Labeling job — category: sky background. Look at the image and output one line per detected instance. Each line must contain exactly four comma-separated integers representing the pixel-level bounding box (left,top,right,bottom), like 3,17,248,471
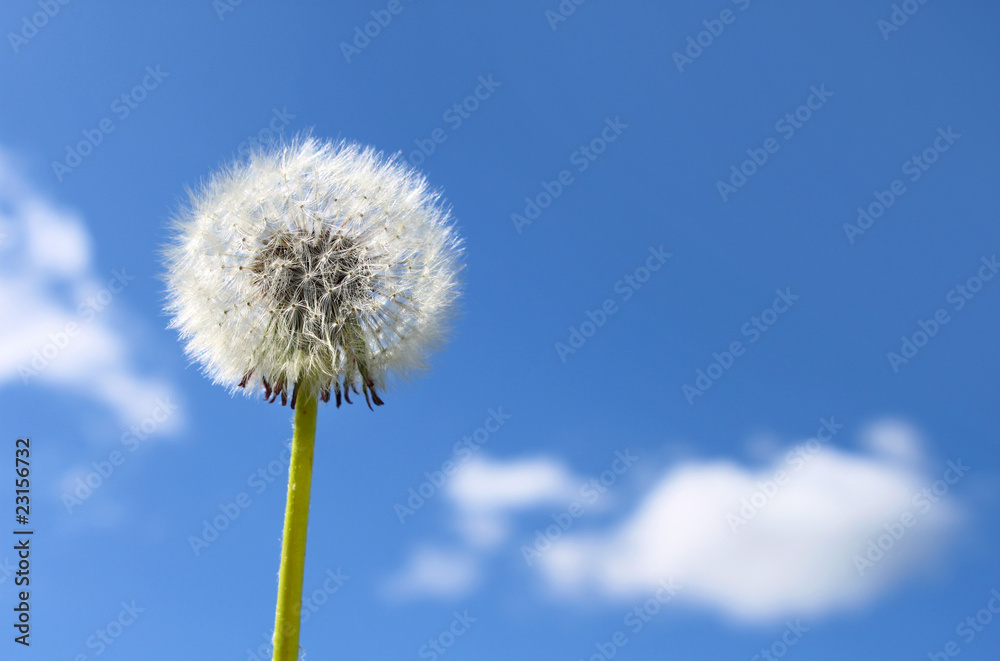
2,1,1000,659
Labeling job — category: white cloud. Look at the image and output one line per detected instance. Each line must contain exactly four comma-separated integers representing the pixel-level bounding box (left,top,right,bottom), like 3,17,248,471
382,547,481,602
539,423,960,621
859,418,926,467
383,456,582,598
0,146,181,432
391,423,965,623
23,197,91,276
446,456,578,548
447,456,577,510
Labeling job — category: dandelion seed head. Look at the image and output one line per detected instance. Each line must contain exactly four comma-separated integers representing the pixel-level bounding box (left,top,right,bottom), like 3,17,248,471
163,135,463,408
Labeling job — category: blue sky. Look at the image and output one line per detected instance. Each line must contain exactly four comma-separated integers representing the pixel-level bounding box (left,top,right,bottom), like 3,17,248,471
2,1,999,659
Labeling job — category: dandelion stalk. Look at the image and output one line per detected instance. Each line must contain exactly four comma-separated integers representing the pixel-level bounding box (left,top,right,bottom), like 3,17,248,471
163,135,463,658
273,384,317,661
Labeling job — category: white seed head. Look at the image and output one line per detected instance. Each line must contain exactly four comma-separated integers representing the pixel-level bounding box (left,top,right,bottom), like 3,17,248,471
163,135,463,408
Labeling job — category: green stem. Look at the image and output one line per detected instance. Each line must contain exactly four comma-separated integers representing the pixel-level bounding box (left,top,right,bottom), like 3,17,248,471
273,386,318,661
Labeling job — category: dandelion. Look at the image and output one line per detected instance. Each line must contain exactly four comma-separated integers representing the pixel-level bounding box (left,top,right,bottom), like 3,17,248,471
164,135,462,660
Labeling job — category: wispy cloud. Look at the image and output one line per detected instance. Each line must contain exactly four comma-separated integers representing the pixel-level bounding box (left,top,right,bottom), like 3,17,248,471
0,145,181,430
447,456,578,548
382,456,578,600
382,546,481,602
